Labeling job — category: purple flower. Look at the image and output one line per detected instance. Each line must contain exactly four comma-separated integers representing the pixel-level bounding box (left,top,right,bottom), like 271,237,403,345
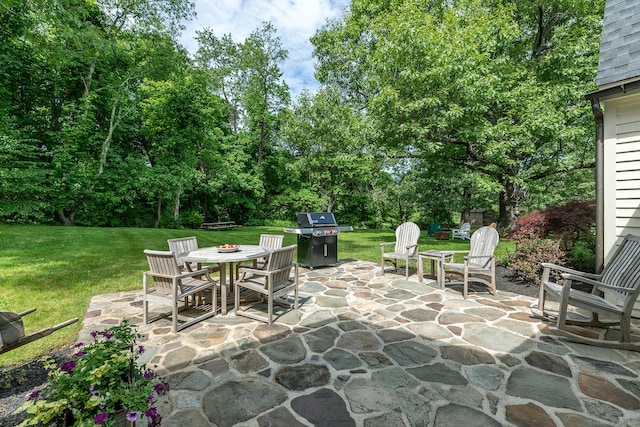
74,342,85,348
143,368,155,379
148,393,157,403
153,382,169,394
89,385,100,397
73,350,87,358
138,345,145,354
90,330,99,338
126,411,140,422
28,390,41,401
60,361,76,374
102,332,113,339
94,412,109,425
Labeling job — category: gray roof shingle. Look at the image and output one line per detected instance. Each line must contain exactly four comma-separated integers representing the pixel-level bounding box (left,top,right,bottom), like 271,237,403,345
597,0,640,87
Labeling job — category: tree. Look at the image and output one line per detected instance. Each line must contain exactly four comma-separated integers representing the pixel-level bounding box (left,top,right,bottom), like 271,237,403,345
281,87,391,226
313,0,603,231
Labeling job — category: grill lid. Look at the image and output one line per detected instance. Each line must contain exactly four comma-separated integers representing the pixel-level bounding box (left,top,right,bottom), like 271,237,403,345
297,212,337,228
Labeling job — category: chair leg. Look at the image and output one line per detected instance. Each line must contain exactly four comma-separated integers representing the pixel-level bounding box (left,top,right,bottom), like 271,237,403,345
621,316,631,343
556,283,572,330
172,302,178,333
538,286,547,315
268,295,273,325
463,269,468,299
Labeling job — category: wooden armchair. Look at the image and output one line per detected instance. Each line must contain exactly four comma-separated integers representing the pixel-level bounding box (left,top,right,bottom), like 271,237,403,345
143,250,217,333
538,234,640,346
234,244,298,324
235,234,284,279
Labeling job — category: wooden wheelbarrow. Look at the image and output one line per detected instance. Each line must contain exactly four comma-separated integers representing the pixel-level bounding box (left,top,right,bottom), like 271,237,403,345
0,309,78,354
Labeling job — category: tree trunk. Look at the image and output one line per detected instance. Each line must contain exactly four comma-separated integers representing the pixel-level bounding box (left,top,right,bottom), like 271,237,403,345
55,210,75,226
460,186,471,223
173,190,181,221
497,179,518,234
154,199,162,228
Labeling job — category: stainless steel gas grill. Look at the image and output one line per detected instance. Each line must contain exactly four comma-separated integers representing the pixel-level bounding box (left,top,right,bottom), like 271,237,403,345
284,212,353,269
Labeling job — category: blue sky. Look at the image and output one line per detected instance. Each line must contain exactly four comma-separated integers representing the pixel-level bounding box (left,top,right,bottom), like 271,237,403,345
179,0,351,98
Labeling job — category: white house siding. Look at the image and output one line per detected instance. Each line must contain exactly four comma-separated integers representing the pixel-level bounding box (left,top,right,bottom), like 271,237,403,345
602,91,640,316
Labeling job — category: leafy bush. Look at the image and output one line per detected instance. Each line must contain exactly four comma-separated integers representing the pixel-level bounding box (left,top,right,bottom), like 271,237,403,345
511,199,595,252
507,199,595,280
179,210,203,229
505,236,566,285
568,230,596,273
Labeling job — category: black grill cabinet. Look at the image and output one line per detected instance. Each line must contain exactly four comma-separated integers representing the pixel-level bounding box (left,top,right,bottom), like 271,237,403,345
284,213,352,269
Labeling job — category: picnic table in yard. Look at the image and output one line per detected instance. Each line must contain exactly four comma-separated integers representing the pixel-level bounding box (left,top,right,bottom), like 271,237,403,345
200,221,238,230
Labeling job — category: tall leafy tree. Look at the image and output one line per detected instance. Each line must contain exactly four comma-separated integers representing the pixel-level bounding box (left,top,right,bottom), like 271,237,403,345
313,0,602,230
281,87,392,226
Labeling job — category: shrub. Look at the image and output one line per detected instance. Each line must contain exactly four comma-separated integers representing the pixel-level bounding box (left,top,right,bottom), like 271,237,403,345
179,210,203,229
568,230,596,273
511,199,595,252
508,199,595,278
504,236,566,285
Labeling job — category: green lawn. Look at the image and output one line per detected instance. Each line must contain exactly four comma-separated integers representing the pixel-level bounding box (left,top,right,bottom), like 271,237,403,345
0,225,514,367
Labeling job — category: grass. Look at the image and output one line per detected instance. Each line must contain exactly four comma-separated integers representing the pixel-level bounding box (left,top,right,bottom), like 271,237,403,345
0,224,514,367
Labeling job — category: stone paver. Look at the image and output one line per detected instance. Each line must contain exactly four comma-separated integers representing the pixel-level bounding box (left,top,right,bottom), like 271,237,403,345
80,260,640,426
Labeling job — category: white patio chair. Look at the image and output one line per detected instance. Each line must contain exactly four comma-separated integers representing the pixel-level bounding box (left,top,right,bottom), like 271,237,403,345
380,222,421,278
442,226,499,298
451,222,471,240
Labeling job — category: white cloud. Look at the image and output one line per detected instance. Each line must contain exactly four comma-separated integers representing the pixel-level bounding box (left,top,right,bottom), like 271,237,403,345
179,0,350,99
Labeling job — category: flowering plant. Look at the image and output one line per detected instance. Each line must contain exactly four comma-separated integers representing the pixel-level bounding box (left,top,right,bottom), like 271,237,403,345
15,320,169,426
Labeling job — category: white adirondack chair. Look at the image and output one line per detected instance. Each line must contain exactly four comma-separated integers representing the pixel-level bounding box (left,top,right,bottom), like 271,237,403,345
442,226,500,298
380,222,421,279
451,222,471,240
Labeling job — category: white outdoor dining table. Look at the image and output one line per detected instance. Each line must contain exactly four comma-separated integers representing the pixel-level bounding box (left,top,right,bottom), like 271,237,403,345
179,245,271,315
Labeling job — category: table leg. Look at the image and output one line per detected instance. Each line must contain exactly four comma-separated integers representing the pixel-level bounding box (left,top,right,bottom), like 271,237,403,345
418,256,423,283
220,263,227,315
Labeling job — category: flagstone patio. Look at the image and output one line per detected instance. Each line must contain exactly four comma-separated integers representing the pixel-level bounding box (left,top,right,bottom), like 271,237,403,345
80,260,640,426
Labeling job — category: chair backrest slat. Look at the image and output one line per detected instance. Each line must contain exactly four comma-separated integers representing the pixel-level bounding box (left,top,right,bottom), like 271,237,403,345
468,226,500,268
145,250,181,291
259,234,284,249
600,234,640,307
394,222,421,255
265,245,297,287
167,237,199,269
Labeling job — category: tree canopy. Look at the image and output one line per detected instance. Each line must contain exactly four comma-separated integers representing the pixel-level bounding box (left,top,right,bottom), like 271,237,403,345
0,0,603,230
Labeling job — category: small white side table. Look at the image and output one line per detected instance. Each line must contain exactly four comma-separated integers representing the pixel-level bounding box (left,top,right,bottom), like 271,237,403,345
418,250,454,288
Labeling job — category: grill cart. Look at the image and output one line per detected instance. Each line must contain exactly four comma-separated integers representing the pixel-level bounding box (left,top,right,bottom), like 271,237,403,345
284,212,353,268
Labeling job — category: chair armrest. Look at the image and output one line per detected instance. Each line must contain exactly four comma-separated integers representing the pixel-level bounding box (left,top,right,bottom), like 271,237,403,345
177,269,216,281
560,273,636,294
380,241,395,248
541,263,601,280
237,266,269,278
464,255,494,262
